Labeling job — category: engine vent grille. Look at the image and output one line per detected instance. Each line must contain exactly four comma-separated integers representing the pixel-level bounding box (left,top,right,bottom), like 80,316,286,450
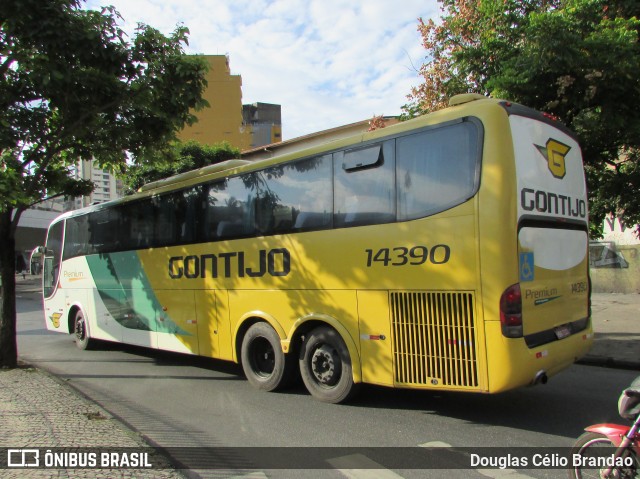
391,291,478,388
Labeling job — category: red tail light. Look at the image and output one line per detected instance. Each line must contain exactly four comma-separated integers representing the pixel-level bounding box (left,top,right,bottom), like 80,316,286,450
500,283,523,338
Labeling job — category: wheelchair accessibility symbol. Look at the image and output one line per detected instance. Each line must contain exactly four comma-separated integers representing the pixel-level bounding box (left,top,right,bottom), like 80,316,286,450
520,253,534,282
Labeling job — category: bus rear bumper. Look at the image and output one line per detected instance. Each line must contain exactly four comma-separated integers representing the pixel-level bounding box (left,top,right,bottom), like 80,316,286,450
485,320,594,393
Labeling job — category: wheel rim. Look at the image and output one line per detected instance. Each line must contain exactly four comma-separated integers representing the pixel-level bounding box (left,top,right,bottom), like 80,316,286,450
310,344,342,387
75,316,86,342
575,437,627,479
249,337,275,378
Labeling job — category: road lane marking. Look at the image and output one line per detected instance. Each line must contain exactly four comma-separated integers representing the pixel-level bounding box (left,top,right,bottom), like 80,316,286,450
327,454,406,479
477,469,534,479
420,441,453,448
228,473,268,479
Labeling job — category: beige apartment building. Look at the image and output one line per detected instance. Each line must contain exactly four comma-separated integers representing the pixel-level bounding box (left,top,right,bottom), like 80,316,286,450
178,55,282,150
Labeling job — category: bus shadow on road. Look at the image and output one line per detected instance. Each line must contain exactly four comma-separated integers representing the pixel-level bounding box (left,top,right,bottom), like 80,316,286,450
343,367,627,441
47,336,630,441
72,339,246,379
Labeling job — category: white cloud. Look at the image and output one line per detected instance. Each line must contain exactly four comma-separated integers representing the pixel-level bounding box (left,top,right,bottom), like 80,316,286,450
85,0,439,139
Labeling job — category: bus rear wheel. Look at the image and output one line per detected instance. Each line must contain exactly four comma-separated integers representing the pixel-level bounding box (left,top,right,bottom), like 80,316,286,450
73,310,94,350
299,326,359,404
241,322,293,392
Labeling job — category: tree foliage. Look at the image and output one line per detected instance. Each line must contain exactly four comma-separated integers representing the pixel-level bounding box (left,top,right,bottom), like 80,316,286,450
405,0,640,237
0,0,209,367
123,141,241,193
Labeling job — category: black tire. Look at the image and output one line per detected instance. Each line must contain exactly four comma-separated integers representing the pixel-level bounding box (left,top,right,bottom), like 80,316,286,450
299,326,359,404
569,431,639,479
241,322,293,392
73,310,94,350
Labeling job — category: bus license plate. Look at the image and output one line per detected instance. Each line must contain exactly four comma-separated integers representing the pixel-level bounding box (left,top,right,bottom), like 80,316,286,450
554,325,571,340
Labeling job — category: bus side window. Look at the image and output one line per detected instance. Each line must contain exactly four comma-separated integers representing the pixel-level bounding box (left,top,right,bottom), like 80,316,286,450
63,215,90,259
333,141,395,228
293,212,326,230
254,171,277,235
260,155,332,235
152,195,176,246
125,200,153,249
396,121,480,221
203,181,221,241
175,187,199,244
205,177,257,240
87,209,120,254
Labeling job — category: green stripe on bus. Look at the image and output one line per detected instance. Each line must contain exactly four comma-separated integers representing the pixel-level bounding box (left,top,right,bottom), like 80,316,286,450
86,252,189,335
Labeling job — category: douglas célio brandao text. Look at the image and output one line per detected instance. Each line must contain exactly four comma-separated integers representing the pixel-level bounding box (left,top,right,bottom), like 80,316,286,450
470,452,634,469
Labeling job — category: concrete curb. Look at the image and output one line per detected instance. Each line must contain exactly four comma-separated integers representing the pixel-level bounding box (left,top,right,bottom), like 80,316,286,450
577,355,640,371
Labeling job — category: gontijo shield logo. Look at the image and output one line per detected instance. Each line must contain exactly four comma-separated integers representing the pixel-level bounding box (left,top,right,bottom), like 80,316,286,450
49,312,62,328
535,139,571,179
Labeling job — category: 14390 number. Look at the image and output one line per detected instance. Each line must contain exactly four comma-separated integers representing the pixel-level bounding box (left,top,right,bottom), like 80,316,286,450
365,245,450,267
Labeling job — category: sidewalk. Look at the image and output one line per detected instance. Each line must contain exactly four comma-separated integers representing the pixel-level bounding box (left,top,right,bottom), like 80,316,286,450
4,274,640,477
5,275,186,478
0,365,186,479
580,292,640,369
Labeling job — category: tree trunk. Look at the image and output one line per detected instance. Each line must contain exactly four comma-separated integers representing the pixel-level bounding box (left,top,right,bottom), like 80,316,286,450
0,210,18,368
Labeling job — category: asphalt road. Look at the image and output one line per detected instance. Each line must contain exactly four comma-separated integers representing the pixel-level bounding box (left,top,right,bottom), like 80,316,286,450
15,290,639,479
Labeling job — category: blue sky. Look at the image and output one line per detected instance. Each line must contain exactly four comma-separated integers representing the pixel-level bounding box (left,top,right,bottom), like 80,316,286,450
85,0,440,140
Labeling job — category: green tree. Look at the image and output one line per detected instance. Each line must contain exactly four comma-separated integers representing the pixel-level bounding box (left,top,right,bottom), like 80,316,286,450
0,0,208,368
123,140,240,193
406,0,640,237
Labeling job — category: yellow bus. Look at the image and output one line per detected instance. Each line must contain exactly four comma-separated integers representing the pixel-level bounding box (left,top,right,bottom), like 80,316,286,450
43,94,593,403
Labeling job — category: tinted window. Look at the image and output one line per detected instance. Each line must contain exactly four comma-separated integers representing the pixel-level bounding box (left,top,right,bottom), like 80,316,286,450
120,200,154,250
396,122,479,221
57,119,482,257
153,194,179,246
204,174,258,240
257,155,332,234
87,208,120,254
63,215,90,259
334,141,395,227
153,186,207,246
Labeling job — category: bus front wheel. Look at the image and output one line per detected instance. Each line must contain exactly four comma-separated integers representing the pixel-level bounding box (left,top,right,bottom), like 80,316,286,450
241,322,293,392
73,310,94,350
299,326,359,404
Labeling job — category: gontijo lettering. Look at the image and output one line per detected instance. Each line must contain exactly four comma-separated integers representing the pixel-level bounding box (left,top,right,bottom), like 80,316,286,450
520,188,587,219
169,248,291,279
